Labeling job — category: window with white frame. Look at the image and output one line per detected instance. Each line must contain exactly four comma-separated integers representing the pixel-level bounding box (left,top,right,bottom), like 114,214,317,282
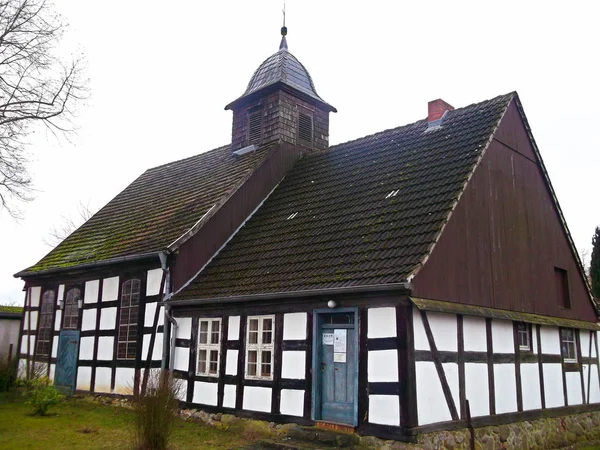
560,328,577,362
197,318,222,376
117,279,141,360
246,315,275,380
517,322,531,351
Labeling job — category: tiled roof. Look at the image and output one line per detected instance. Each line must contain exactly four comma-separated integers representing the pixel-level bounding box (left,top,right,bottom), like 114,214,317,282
175,93,514,300
226,38,335,112
18,145,274,275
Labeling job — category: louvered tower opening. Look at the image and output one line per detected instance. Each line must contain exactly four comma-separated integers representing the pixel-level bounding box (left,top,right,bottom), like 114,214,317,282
298,112,313,143
248,110,262,145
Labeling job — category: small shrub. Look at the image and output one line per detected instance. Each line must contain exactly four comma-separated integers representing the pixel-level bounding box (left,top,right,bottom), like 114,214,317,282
133,370,181,450
0,354,17,392
23,376,63,415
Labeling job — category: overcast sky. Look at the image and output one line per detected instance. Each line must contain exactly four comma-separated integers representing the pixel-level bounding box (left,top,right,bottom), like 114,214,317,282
1,0,599,305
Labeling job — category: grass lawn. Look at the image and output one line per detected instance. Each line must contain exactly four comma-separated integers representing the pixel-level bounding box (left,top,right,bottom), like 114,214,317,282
0,391,249,449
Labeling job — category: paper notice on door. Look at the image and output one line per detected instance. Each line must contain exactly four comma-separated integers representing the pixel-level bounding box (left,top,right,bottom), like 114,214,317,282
322,333,334,345
333,329,347,353
334,352,346,363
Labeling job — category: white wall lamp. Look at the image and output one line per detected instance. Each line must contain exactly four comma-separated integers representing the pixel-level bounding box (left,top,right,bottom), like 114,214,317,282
327,300,337,309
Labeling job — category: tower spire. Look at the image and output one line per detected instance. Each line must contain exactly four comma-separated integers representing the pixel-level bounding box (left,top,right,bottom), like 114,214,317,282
279,0,288,50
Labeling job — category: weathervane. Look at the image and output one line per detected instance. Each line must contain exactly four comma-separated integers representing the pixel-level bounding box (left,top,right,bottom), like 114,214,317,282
281,0,287,36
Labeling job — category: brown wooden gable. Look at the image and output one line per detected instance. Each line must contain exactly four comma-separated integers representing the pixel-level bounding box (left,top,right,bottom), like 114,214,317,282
411,98,597,322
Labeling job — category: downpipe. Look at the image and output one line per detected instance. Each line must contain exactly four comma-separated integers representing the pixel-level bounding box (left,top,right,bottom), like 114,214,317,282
159,252,178,372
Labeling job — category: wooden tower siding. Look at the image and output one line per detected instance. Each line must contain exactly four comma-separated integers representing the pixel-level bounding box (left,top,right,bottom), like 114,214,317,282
412,100,596,322
172,142,304,291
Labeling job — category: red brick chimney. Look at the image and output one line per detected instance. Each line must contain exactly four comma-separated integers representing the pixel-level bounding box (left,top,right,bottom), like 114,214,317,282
428,99,454,123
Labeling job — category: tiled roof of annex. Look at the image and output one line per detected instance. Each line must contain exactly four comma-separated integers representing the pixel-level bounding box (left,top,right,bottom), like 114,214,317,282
175,92,514,299
18,144,274,275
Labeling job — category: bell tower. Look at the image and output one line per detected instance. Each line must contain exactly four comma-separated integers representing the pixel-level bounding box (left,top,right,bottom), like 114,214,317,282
225,27,336,153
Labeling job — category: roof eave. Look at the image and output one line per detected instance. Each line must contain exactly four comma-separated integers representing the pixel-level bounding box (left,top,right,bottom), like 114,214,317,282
225,81,337,113
14,251,161,279
166,282,412,307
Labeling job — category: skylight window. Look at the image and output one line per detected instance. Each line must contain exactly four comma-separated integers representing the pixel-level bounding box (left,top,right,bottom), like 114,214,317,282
385,189,400,199
287,212,298,220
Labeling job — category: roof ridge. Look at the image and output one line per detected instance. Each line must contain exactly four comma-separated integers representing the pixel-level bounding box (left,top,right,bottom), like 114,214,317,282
328,92,516,152
144,144,231,172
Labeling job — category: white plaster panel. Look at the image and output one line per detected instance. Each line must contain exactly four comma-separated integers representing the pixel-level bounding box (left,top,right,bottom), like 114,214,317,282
84,280,100,304
54,310,62,331
416,361,451,425
368,350,398,382
76,366,92,391
145,302,157,327
114,367,135,395
491,320,514,354
158,307,164,326
49,364,55,383
367,307,397,339
369,395,400,426
23,311,38,331
465,363,489,417
225,349,238,376
281,351,305,379
146,268,163,296
413,309,429,351
463,316,487,352
142,335,151,361
228,316,240,340
95,367,112,393
243,386,272,412
99,307,117,330
543,363,565,408
57,285,65,302
97,336,114,360
177,318,192,340
174,346,189,372
176,380,188,401
580,331,593,360
18,358,27,378
102,277,119,301
589,365,600,403
29,287,41,307
192,381,218,406
51,336,59,358
494,364,517,414
21,335,35,355
531,325,538,354
566,371,583,405
280,389,304,416
81,309,97,331
428,312,458,352
521,363,542,410
223,384,236,408
540,327,561,355
283,313,307,340
444,363,460,416
593,331,598,358
152,333,163,360
79,336,95,360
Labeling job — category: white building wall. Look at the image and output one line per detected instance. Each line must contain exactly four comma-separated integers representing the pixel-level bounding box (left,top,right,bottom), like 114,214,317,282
494,364,517,413
280,389,304,417
192,381,218,406
367,307,396,338
369,395,400,426
465,363,489,417
521,363,542,410
566,372,583,405
243,386,272,412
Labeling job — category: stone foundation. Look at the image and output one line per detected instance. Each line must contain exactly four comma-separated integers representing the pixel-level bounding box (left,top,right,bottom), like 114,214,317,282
89,395,600,449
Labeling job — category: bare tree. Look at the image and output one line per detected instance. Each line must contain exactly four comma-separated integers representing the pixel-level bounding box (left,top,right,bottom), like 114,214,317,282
580,247,591,279
0,0,86,217
43,200,93,247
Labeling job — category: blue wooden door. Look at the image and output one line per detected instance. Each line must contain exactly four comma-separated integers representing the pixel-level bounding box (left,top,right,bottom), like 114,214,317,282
316,312,357,425
55,330,80,395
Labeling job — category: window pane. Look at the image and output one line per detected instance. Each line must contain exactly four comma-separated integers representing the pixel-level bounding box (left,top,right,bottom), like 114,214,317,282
199,321,208,344
198,349,207,374
261,351,272,377
209,350,219,374
249,330,258,345
249,319,259,332
211,321,220,344
247,350,257,376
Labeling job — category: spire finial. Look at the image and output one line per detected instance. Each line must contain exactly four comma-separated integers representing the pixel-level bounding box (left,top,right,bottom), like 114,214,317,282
279,0,288,50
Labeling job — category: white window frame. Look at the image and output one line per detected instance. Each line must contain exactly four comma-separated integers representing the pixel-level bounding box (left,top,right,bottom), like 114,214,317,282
561,328,578,363
517,322,530,351
196,318,222,377
245,315,275,380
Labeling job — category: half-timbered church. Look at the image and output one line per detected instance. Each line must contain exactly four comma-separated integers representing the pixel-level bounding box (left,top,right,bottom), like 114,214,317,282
15,25,600,442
